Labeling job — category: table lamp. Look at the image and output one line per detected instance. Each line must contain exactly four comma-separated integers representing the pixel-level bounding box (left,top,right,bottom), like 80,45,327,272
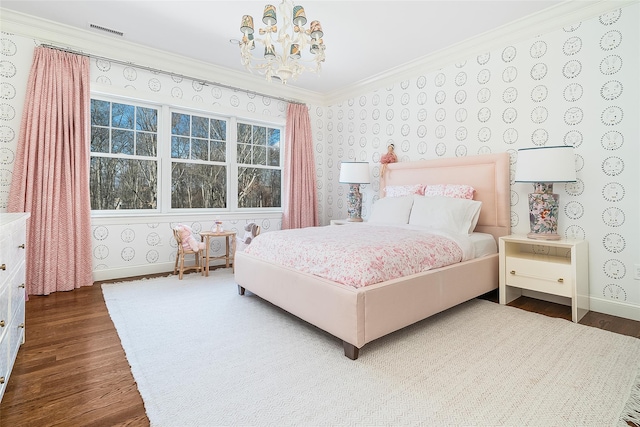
339,162,370,222
515,146,576,240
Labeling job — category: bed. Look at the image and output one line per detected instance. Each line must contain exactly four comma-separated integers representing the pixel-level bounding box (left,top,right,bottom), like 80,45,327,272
234,152,511,359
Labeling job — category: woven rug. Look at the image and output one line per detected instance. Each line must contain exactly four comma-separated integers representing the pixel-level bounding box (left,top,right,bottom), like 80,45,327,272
102,269,640,426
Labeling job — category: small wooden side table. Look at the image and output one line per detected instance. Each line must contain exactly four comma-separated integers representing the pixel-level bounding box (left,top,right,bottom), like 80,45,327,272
200,230,236,276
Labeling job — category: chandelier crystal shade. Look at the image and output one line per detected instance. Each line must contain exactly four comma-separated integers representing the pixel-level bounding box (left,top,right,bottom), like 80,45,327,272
238,0,326,84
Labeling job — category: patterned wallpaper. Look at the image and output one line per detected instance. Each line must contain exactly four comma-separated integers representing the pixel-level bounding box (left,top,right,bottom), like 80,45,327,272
312,5,639,311
1,3,638,316
0,33,287,279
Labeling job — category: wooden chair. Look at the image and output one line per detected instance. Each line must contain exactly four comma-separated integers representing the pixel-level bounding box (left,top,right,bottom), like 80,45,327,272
233,223,260,273
173,227,204,279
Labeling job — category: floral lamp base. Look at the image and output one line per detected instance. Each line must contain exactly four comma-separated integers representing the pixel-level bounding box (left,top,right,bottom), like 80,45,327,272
346,184,364,222
527,183,561,240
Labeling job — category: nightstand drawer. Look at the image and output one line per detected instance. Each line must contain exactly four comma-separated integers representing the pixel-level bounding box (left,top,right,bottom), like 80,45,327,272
505,257,572,297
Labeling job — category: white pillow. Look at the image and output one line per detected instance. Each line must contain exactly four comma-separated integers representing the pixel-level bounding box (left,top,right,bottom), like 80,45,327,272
368,196,414,224
408,195,482,234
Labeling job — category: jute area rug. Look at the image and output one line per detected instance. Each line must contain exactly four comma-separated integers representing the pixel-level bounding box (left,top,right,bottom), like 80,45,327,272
102,269,640,427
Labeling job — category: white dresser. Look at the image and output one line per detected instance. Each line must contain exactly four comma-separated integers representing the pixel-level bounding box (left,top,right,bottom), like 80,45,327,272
0,213,29,401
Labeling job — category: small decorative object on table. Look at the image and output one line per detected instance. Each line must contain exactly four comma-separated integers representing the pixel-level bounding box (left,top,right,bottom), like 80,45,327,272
215,220,223,232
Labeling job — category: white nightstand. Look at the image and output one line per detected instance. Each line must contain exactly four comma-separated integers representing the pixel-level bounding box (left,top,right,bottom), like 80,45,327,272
499,235,589,323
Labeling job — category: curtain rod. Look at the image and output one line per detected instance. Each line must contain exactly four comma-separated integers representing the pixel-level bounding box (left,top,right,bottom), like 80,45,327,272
40,43,304,106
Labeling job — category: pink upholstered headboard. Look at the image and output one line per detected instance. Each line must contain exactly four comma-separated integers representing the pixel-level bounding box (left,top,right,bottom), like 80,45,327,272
380,153,511,243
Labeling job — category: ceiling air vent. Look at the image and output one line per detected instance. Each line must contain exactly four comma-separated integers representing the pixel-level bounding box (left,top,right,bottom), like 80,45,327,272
89,23,124,37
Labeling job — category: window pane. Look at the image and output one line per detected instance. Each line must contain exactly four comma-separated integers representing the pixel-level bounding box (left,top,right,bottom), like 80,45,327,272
90,157,157,209
268,128,280,146
210,119,226,141
172,112,190,136
191,138,208,161
136,132,157,157
237,123,251,144
238,167,281,208
90,126,109,153
253,126,266,145
112,103,135,129
192,115,208,138
112,129,134,155
237,143,251,164
171,136,190,159
171,163,226,208
253,145,267,165
268,145,280,167
210,140,225,162
136,107,157,132
268,127,280,166
91,100,110,126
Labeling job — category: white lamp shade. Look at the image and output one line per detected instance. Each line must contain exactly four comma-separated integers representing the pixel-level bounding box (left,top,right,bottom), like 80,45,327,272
339,162,370,184
515,146,576,183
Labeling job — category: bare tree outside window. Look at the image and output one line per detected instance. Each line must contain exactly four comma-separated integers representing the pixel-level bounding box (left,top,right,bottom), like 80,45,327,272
171,112,227,209
237,122,281,208
89,97,283,213
90,99,158,210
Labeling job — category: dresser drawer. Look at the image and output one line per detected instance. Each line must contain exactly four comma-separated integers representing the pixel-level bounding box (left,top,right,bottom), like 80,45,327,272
0,222,27,285
505,256,573,298
0,284,9,342
9,263,26,320
8,301,25,360
0,326,9,397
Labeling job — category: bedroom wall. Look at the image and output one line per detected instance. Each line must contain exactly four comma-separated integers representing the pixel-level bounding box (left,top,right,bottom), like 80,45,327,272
310,3,640,320
1,4,638,321
0,32,287,281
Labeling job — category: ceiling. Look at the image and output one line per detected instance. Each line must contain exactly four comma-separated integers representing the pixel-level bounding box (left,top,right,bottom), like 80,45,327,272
1,1,571,96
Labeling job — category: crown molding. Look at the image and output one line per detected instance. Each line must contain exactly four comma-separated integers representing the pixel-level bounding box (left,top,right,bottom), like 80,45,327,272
0,8,326,106
322,0,637,106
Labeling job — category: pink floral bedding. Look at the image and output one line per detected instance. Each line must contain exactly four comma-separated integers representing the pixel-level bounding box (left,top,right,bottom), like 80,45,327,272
244,224,467,288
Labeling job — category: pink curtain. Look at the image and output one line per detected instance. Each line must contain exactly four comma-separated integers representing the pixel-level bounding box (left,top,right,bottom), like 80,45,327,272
281,103,319,229
8,47,93,295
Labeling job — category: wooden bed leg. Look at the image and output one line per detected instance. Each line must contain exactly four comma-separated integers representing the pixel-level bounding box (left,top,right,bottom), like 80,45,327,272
237,285,245,295
343,342,359,360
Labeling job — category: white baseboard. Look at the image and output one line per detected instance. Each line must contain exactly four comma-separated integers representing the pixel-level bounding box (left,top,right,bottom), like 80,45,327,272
92,261,231,282
521,290,640,322
589,297,640,322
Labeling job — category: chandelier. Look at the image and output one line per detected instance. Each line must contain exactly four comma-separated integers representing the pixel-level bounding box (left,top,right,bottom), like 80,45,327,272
238,0,326,84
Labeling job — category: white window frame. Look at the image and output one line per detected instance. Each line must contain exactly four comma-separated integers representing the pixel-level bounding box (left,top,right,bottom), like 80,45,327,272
89,93,285,217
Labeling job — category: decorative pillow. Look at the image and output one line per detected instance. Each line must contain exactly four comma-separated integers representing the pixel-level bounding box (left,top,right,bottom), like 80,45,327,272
368,195,414,224
423,184,475,200
384,184,425,197
408,195,482,234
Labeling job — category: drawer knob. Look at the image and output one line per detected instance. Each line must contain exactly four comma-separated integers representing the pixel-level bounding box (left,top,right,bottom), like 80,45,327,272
18,283,25,289
18,323,24,329
0,377,4,384
509,270,516,275
0,320,4,327
0,264,5,271
18,243,25,249
558,278,564,283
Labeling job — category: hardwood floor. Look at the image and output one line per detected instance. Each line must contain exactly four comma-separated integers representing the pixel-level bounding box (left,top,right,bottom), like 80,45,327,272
1,279,639,426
